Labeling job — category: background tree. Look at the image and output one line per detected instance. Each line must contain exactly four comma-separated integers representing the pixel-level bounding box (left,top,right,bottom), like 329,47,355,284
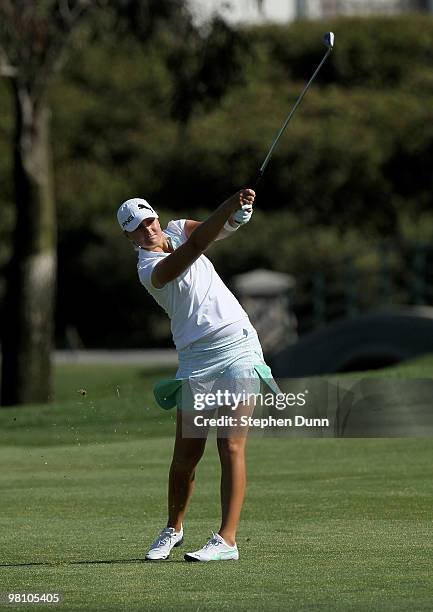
0,0,219,406
0,1,109,406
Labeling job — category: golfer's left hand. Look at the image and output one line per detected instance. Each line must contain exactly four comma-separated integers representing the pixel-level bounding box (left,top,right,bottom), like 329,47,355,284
232,204,253,226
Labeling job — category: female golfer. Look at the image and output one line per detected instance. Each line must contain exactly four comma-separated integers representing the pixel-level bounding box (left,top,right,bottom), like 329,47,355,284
117,189,278,562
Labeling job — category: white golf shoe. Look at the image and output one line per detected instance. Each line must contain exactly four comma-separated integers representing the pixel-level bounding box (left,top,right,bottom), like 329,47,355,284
184,532,239,562
145,526,184,561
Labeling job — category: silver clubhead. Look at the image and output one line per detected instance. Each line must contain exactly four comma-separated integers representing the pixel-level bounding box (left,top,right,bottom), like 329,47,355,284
324,32,335,49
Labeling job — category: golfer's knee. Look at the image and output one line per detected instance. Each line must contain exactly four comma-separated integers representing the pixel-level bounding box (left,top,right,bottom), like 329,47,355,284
217,437,245,459
171,444,205,472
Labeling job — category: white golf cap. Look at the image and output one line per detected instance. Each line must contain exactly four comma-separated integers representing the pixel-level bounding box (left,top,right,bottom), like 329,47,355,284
117,198,159,232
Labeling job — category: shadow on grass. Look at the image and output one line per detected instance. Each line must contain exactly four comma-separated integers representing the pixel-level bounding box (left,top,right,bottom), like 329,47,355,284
0,558,186,567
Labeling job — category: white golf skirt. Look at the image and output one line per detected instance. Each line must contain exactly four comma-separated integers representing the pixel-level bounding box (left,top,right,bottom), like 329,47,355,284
174,318,279,411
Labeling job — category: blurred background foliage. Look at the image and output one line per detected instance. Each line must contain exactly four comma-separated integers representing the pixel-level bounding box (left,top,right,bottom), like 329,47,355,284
1,13,433,348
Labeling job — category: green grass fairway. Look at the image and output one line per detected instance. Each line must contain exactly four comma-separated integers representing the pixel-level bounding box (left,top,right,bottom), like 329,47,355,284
1,357,433,610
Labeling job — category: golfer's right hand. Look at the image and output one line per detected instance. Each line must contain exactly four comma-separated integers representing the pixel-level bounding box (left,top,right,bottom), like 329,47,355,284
226,189,255,215
240,188,255,208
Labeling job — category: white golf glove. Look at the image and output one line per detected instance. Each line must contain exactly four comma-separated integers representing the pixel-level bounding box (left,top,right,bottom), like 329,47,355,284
232,204,253,226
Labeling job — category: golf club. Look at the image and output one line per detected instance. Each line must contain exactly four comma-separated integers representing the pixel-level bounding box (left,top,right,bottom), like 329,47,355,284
254,31,334,187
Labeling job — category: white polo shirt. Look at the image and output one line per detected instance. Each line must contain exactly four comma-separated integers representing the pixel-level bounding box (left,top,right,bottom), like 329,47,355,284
137,219,248,350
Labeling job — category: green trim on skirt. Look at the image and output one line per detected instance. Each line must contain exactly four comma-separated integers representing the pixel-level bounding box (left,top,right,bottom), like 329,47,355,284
153,364,280,411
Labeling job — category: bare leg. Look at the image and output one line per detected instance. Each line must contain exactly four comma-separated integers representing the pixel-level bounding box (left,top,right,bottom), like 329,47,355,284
216,403,253,546
167,409,210,531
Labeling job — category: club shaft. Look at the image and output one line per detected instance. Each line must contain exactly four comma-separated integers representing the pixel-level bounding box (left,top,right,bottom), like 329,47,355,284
259,46,332,175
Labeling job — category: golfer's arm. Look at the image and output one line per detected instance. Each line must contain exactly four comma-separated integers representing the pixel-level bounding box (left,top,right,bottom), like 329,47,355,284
151,241,202,288
151,193,241,288
184,219,238,241
187,192,243,250
215,222,237,240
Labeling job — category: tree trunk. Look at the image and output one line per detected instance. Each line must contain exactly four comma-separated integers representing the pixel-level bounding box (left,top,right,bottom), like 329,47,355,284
1,85,57,406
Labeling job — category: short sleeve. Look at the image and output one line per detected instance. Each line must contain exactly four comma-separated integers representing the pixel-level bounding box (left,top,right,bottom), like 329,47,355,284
165,219,187,246
138,258,164,292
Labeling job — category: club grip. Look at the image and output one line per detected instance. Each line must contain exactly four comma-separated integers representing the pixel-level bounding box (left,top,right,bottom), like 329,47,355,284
252,170,264,189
